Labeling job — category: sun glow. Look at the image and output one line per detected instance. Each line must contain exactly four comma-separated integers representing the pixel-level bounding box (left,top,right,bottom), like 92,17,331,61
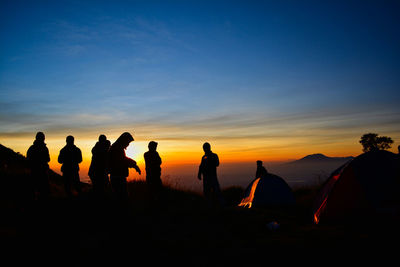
125,141,147,165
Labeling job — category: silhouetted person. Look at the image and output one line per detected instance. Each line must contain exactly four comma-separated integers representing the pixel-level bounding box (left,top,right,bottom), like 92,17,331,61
398,145,400,154
255,160,268,178
198,142,223,206
58,136,82,197
108,132,141,200
89,135,111,198
144,141,163,206
26,132,50,200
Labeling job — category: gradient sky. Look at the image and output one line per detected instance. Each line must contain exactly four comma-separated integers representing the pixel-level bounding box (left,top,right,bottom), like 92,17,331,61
1,0,400,182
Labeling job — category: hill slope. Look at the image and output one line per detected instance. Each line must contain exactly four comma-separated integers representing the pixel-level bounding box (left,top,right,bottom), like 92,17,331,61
0,143,82,199
269,153,354,186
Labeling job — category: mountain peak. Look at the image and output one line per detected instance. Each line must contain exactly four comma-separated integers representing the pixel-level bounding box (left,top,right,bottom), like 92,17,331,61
293,153,354,163
300,153,329,161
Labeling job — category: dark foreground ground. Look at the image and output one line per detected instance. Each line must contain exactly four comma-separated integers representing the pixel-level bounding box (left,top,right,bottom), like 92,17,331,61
1,181,399,266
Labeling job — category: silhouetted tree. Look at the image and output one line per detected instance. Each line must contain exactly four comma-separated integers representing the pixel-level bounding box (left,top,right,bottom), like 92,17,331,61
359,133,393,152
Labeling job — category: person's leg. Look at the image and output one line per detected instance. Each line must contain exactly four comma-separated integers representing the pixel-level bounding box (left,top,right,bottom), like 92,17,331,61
64,172,72,197
120,177,128,200
203,177,212,206
73,171,81,194
38,169,50,200
210,177,224,207
111,176,127,201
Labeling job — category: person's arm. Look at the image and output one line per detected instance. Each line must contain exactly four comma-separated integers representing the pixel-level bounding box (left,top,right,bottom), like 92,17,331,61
157,152,162,166
45,147,50,163
126,157,141,175
77,148,83,164
215,154,220,167
198,157,203,180
26,146,32,161
58,149,64,164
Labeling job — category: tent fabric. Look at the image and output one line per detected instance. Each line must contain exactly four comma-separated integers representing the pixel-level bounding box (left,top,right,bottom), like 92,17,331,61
239,173,295,208
313,150,400,224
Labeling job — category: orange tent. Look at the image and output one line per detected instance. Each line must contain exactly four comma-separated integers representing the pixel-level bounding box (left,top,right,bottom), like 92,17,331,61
312,150,400,224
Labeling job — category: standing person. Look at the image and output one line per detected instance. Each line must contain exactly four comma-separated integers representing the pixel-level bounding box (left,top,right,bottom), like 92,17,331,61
255,160,268,179
197,142,224,206
108,132,141,200
58,136,82,197
144,141,163,206
27,132,50,200
89,134,110,197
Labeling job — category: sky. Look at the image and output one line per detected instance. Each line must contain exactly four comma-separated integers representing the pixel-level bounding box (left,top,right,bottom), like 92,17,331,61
1,0,400,184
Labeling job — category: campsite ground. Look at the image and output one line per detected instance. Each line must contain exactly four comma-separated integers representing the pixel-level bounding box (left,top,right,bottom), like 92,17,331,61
1,181,399,266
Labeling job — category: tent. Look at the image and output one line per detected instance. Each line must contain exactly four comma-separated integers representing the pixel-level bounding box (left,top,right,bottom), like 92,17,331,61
239,173,295,208
312,150,400,224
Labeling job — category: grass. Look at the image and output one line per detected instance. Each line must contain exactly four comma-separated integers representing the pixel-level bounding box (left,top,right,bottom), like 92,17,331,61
2,145,399,264
1,174,399,265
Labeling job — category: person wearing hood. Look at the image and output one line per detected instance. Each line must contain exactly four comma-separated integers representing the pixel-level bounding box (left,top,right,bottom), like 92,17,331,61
27,132,50,200
108,132,141,200
58,135,82,197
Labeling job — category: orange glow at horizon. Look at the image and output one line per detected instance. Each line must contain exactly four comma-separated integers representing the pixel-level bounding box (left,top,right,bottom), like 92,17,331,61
3,131,398,184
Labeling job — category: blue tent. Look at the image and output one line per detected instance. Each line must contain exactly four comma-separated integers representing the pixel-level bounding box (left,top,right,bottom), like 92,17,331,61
239,173,295,208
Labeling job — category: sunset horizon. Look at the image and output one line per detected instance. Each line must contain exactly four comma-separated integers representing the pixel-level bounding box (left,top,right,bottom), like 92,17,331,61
0,129,395,186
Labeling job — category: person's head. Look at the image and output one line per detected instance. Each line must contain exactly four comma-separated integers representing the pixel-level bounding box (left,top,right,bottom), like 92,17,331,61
116,132,134,149
35,132,45,143
66,135,74,145
203,142,211,153
98,134,107,142
148,141,158,151
256,160,263,167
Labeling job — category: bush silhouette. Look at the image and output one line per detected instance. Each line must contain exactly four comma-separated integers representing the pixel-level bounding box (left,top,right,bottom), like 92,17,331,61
359,133,393,152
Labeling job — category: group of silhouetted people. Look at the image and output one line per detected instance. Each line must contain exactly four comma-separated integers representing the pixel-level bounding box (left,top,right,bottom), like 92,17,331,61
26,131,227,207
26,130,284,208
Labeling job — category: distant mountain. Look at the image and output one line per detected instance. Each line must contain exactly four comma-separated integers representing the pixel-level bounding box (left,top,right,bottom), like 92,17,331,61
290,153,354,164
268,153,354,187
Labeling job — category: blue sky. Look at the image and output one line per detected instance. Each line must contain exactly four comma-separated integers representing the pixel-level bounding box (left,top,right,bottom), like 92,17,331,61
1,0,400,161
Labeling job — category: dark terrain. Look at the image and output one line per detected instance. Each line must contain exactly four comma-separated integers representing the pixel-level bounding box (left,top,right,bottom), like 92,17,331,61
0,144,398,265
